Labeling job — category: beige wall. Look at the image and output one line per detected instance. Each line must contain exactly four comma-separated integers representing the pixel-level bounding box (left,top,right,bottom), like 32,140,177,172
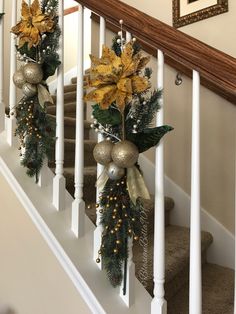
0,172,91,314
119,0,236,233
91,0,236,233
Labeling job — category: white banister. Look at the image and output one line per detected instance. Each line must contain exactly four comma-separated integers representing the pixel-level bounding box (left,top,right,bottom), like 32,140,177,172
0,0,4,132
53,0,65,211
6,0,17,146
93,16,106,265
151,49,167,314
71,4,85,238
189,70,202,314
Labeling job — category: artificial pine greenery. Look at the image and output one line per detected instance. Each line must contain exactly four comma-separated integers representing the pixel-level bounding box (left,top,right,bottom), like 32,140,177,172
12,0,60,181
99,178,142,287
15,96,55,181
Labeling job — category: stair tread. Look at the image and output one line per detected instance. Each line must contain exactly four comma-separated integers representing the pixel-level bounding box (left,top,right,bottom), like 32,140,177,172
64,84,77,93
168,263,234,314
133,225,213,296
64,138,96,146
64,166,97,176
47,102,76,116
52,91,77,104
47,114,91,129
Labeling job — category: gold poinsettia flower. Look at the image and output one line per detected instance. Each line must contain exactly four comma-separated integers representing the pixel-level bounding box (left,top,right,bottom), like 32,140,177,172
11,0,55,48
84,42,150,112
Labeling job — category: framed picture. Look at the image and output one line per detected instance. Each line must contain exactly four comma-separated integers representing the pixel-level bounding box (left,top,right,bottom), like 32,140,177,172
173,0,228,28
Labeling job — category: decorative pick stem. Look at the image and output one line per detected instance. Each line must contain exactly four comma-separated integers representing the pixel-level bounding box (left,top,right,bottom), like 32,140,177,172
122,112,125,141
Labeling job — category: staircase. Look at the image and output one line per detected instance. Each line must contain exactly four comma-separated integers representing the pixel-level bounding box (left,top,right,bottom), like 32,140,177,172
1,0,235,312
48,78,234,313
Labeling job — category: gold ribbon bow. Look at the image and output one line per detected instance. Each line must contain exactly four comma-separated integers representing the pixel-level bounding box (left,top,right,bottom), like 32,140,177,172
96,166,150,205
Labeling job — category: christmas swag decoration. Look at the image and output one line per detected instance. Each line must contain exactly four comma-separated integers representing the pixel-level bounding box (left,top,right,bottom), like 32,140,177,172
11,0,61,181
85,34,173,290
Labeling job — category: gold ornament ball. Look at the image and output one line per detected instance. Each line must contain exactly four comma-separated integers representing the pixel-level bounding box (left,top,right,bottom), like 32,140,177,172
93,140,114,165
13,69,26,89
22,83,37,98
111,140,139,168
23,63,43,84
96,258,101,263
107,162,125,180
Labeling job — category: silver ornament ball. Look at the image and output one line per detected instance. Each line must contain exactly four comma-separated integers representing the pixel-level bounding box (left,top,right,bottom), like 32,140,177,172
93,140,114,165
107,162,125,180
23,63,43,84
111,140,139,168
22,83,37,98
13,69,26,89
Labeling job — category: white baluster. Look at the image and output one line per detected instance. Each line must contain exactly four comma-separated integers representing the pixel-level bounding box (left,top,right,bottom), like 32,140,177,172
6,0,17,146
120,237,135,307
53,0,65,211
189,70,202,314
126,31,131,42
93,16,106,266
151,49,167,314
0,0,4,133
71,4,85,238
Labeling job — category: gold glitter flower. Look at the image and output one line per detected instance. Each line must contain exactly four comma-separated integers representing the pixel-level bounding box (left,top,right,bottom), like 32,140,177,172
84,42,150,112
11,0,55,48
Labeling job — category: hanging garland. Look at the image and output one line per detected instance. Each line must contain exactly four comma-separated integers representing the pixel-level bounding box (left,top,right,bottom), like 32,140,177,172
10,0,61,181
0,13,4,20
84,33,173,289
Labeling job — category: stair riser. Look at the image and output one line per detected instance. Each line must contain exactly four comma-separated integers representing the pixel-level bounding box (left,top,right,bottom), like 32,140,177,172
47,107,86,120
52,92,77,104
64,125,90,140
66,173,96,203
64,85,76,93
49,149,96,168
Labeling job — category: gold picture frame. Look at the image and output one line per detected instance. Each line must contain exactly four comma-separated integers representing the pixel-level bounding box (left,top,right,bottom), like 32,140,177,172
173,0,228,28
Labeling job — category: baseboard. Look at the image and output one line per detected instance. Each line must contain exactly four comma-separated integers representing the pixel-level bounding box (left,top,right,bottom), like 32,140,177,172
139,154,235,269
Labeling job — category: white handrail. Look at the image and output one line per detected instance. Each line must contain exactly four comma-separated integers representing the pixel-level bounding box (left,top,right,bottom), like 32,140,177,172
0,0,4,132
71,3,85,238
189,70,202,314
93,16,106,266
151,49,167,314
7,0,17,146
53,0,65,211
